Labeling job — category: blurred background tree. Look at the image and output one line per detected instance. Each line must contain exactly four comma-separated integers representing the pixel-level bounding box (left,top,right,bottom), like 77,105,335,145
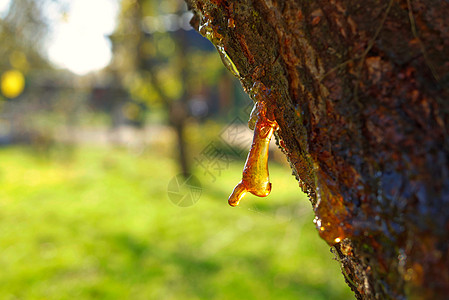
109,0,243,176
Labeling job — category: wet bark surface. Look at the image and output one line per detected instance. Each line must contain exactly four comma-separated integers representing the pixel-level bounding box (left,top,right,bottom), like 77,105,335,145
185,0,449,299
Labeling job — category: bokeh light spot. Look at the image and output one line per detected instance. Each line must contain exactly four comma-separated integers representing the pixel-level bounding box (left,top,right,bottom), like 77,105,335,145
1,70,25,99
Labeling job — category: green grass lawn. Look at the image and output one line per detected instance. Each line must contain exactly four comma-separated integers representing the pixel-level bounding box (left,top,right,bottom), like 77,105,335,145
0,145,353,299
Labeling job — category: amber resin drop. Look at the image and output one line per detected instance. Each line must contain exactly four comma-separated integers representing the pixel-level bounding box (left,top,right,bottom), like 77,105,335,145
228,102,278,206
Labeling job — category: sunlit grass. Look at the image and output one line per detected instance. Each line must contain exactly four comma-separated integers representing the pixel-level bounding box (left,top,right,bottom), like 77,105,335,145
0,145,352,299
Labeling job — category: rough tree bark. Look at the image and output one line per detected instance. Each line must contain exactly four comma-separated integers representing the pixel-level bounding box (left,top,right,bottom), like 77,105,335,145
185,0,449,299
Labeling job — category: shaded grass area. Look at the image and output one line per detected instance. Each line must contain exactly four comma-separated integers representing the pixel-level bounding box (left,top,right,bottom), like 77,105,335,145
0,145,353,299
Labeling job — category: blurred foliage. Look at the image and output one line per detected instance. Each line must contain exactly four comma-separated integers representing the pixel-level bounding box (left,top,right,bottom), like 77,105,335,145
0,0,49,73
0,145,352,299
0,1,37,100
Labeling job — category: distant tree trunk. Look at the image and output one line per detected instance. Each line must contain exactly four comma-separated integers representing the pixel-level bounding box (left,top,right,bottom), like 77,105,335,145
185,0,449,299
174,24,192,177
170,101,190,177
131,0,192,176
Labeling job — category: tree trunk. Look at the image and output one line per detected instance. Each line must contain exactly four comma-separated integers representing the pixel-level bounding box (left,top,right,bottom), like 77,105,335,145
185,0,449,299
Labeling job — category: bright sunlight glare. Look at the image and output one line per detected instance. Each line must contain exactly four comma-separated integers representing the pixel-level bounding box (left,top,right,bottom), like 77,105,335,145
0,0,10,17
47,0,118,75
